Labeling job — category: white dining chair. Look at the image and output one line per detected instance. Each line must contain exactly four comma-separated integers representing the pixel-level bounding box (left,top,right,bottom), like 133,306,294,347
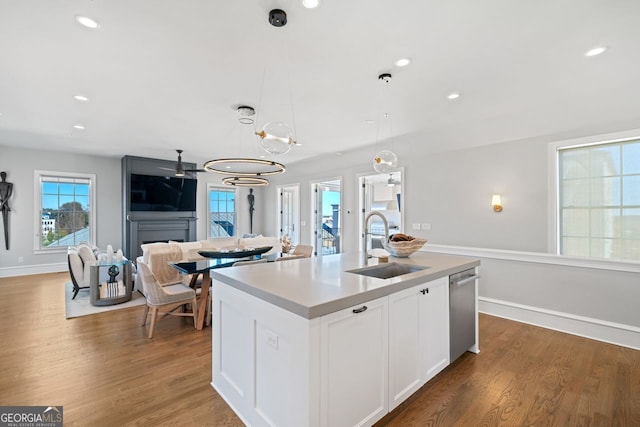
137,261,198,339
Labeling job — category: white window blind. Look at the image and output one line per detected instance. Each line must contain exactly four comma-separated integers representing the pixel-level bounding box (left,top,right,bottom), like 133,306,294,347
558,139,640,261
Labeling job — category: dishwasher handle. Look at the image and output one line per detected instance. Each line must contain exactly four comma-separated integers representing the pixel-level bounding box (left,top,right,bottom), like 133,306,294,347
452,274,480,286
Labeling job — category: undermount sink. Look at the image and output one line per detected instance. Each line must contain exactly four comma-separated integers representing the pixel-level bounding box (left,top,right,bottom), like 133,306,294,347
347,262,429,279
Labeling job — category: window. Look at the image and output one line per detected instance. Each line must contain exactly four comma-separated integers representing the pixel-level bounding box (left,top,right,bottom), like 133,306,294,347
557,138,640,261
208,186,237,238
34,171,96,252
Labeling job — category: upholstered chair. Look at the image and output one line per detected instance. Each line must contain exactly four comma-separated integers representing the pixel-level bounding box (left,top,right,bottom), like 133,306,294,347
275,254,306,262
67,248,89,299
67,242,102,299
68,242,127,299
275,244,313,262
292,244,313,257
137,261,197,339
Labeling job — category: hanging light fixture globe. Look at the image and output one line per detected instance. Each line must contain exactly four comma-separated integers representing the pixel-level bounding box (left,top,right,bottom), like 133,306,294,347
373,149,397,173
255,121,298,155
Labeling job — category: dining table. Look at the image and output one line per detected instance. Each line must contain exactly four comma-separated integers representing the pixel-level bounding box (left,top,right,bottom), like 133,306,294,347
168,246,275,330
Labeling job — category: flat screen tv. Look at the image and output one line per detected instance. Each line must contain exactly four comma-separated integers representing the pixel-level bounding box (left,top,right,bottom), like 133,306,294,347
130,173,197,212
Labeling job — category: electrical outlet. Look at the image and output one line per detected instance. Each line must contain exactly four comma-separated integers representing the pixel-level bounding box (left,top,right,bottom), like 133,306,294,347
266,330,279,350
18,257,24,263
412,223,420,230
421,223,431,231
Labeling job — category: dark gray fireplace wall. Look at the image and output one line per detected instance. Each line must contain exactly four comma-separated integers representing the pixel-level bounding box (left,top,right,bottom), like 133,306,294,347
121,155,198,260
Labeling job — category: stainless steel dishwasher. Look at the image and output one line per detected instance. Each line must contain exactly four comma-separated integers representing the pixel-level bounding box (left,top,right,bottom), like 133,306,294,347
449,268,479,362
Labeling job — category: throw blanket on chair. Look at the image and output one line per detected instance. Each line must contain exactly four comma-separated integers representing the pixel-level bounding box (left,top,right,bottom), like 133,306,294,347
147,243,183,285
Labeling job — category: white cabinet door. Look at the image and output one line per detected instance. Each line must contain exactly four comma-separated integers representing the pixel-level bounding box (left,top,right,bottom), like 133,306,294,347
320,296,388,427
212,283,255,420
388,285,422,411
389,277,450,410
420,277,450,383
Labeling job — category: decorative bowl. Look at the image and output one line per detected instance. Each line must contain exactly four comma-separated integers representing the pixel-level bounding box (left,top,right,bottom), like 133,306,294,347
382,238,428,258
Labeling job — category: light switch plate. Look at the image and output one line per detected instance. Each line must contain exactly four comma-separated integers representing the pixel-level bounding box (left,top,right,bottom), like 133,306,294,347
412,223,420,230
421,223,431,230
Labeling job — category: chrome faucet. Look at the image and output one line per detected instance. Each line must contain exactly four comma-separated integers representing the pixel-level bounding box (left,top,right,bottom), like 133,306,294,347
363,211,389,265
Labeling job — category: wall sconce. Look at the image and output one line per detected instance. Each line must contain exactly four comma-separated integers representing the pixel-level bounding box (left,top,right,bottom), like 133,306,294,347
491,194,503,212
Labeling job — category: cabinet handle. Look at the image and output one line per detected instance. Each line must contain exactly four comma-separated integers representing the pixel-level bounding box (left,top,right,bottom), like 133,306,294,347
352,306,368,314
420,288,429,295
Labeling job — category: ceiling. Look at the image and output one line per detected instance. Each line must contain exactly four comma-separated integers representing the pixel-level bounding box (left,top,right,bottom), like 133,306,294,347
1,1,640,168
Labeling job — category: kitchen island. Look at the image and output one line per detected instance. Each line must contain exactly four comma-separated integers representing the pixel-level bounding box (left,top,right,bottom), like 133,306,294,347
210,251,480,427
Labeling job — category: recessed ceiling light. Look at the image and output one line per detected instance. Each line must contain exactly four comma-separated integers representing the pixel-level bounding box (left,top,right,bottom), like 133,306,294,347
447,92,461,100
365,120,374,124
394,58,411,67
73,95,89,102
302,0,320,9
75,15,100,29
73,124,85,130
585,46,607,57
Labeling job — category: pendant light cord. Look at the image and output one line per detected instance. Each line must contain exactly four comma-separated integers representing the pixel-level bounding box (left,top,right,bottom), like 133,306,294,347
387,113,394,152
254,64,267,133
288,70,298,140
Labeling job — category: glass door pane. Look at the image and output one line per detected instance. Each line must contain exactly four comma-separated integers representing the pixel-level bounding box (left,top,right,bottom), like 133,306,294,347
279,185,300,246
313,179,341,256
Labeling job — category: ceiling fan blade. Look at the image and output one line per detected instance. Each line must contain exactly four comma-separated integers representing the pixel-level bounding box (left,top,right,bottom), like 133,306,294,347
173,149,208,174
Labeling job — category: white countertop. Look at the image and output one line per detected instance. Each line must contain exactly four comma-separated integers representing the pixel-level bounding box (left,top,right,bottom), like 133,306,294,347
210,251,480,319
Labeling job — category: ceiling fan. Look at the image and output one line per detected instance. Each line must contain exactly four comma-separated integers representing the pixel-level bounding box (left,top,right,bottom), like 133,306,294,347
160,149,206,176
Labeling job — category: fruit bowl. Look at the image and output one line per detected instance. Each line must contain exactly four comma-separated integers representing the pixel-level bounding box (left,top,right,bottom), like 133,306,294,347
382,238,428,258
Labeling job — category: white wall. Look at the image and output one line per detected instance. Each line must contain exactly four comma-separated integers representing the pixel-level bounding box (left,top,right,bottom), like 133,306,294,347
0,145,122,273
266,134,550,253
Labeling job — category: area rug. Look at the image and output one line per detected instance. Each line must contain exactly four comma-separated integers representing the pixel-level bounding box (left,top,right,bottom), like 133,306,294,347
65,282,146,319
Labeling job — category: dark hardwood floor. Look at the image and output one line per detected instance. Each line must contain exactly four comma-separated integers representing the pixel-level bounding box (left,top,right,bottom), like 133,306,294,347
0,272,638,426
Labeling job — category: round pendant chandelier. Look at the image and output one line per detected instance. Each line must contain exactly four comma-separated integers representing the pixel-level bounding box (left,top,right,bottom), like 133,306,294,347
203,158,286,176
222,176,270,187
202,105,286,185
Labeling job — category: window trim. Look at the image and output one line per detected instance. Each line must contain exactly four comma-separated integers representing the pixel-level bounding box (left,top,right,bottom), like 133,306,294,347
207,184,239,239
33,170,97,254
548,128,640,257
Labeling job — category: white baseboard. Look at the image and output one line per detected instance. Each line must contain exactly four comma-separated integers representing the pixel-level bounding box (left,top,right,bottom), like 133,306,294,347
0,263,66,279
479,297,640,350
